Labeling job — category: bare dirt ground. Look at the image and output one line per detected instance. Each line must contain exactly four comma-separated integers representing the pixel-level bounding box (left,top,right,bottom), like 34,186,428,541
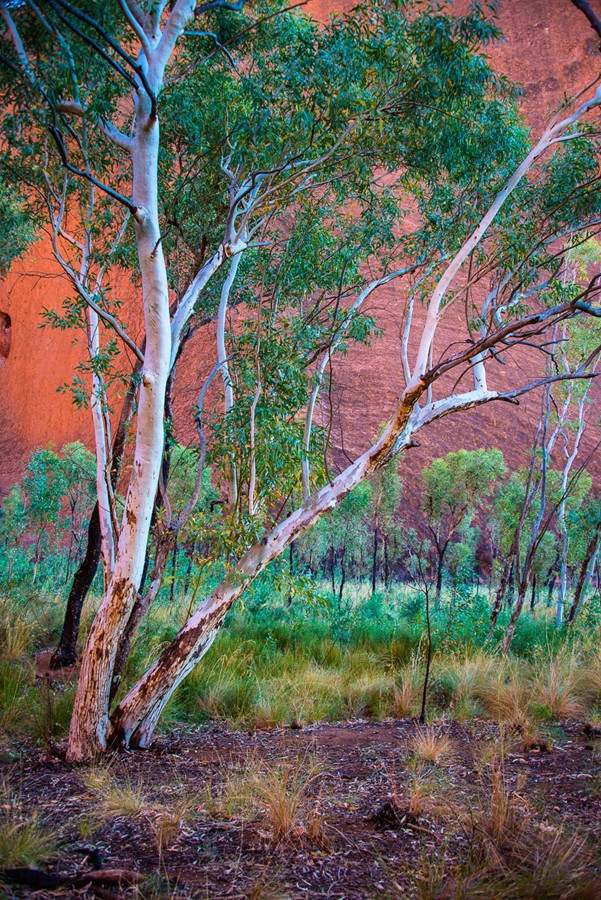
1,718,601,899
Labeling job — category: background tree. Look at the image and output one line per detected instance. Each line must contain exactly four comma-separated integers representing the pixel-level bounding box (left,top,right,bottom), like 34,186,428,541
0,442,95,583
420,448,506,601
489,422,592,647
365,462,403,594
566,493,601,622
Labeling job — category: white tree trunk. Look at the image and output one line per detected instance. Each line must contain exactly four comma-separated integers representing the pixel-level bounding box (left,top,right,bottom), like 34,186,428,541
87,307,116,584
67,116,172,760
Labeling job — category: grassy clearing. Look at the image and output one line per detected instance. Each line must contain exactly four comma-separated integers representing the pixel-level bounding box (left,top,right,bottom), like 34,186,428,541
0,719,599,899
0,582,600,750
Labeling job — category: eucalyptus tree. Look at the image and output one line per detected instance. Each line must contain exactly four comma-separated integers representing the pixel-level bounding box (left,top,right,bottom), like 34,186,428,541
366,461,402,593
566,494,601,622
2,0,601,760
489,421,592,648
420,448,506,601
534,239,601,624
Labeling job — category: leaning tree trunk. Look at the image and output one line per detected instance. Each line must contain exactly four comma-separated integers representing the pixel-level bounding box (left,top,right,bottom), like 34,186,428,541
108,386,425,749
566,528,600,623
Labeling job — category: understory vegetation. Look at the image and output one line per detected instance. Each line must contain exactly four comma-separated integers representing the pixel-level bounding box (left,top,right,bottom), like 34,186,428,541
1,580,601,898
1,451,600,896
1,573,600,747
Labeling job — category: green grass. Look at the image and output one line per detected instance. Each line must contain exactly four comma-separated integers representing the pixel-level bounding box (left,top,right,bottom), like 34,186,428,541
0,577,600,743
0,780,59,868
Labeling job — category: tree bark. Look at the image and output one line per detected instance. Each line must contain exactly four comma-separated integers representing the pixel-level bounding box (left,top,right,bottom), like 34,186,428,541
434,541,448,603
529,574,537,613
67,107,174,761
371,526,379,595
566,528,600,623
109,527,177,706
503,581,528,651
50,504,101,669
50,368,139,671
338,547,346,608
489,551,515,637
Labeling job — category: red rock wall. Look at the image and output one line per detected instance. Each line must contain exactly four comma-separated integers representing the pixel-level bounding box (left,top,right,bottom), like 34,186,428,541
1,0,600,493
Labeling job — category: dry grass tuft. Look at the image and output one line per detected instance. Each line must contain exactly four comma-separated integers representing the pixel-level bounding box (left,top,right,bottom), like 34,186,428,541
476,674,532,727
532,654,587,720
203,751,326,845
89,772,147,819
82,767,201,854
411,728,453,766
250,755,325,845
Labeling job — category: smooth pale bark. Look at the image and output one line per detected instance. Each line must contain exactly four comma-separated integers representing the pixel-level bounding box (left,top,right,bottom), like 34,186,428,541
87,307,116,583
556,397,587,625
217,252,242,508
67,115,173,760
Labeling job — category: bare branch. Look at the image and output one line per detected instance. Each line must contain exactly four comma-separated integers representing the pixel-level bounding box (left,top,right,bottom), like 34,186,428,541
570,0,601,41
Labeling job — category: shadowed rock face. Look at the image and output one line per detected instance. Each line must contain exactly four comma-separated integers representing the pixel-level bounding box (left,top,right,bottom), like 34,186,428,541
1,0,599,496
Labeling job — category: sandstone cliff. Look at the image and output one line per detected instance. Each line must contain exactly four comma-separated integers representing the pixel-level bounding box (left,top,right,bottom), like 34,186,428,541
1,0,599,495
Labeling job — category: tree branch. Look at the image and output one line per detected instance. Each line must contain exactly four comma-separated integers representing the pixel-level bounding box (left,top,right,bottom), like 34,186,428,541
570,0,601,41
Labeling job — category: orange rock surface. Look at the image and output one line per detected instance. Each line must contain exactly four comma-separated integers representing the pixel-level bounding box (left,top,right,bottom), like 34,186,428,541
1,0,599,494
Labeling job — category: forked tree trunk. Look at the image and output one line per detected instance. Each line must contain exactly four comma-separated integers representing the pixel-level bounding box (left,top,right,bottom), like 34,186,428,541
67,112,173,761
108,388,425,749
51,368,139,671
109,527,177,705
